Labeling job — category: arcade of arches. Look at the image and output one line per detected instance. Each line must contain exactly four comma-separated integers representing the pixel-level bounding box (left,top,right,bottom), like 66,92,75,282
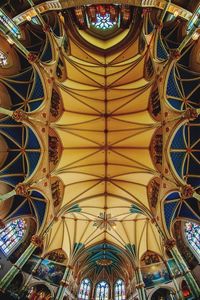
0,1,200,300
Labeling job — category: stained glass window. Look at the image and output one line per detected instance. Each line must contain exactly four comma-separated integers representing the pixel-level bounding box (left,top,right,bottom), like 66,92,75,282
0,9,21,38
0,219,27,255
0,50,8,67
187,7,200,32
92,13,116,30
114,279,126,300
78,278,91,300
95,281,109,300
185,222,200,258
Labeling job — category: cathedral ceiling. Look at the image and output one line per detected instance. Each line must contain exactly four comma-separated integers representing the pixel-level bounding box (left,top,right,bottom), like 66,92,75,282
0,0,200,282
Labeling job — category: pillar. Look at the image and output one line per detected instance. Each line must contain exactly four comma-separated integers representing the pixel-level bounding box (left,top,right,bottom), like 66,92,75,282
165,260,184,300
21,255,44,295
153,221,200,299
165,239,200,299
55,267,71,300
0,214,56,293
0,107,28,123
0,241,37,290
178,19,200,52
134,267,147,300
181,184,200,203
0,183,29,203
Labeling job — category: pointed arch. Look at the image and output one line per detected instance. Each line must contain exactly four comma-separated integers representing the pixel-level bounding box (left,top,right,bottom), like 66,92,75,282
95,281,109,300
114,279,126,300
0,218,27,256
78,278,92,300
185,221,200,260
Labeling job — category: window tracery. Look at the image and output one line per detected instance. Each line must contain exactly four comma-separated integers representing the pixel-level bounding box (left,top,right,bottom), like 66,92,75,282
114,279,125,300
185,222,200,258
78,278,91,300
0,218,27,255
95,281,109,300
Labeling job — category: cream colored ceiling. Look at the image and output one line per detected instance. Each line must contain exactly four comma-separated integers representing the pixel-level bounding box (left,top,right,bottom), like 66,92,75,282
44,23,163,264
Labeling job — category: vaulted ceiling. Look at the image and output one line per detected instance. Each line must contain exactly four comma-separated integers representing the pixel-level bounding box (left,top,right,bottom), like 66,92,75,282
0,0,200,285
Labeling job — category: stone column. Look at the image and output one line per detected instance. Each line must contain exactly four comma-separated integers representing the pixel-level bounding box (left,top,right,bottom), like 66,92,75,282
164,259,184,300
134,267,147,300
0,183,29,203
0,107,28,123
21,255,44,296
165,239,200,299
0,216,56,293
0,235,42,290
178,19,200,52
153,220,200,299
55,266,71,300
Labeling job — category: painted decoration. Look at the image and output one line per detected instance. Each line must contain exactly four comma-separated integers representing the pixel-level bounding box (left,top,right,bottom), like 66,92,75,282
142,261,170,288
27,284,52,300
23,255,66,286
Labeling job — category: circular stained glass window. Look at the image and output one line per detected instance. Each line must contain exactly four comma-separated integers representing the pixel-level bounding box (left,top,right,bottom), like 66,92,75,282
92,13,116,30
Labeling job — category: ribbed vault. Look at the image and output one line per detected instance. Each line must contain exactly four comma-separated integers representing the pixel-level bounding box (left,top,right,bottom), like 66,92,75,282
43,14,164,281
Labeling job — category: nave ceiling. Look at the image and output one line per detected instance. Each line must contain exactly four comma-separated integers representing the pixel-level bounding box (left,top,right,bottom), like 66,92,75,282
0,0,200,285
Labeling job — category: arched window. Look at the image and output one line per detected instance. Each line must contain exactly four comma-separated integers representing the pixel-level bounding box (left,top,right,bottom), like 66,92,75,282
0,50,8,67
114,279,125,300
78,278,91,300
185,222,200,258
0,218,27,255
95,281,109,300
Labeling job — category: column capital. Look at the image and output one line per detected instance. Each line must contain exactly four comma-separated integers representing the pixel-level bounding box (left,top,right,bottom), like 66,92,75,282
135,283,145,289
15,183,30,197
164,238,176,250
67,264,73,270
170,49,181,60
184,108,198,121
181,185,194,199
12,109,28,122
31,234,43,247
60,280,69,287
27,52,38,63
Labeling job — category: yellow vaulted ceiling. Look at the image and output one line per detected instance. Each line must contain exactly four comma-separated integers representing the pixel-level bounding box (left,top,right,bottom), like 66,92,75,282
47,24,161,262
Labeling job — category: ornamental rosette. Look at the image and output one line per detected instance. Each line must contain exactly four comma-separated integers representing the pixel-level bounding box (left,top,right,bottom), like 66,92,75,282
184,108,198,120
12,109,28,122
170,49,181,60
181,185,194,199
164,238,176,251
15,183,29,196
27,52,38,63
31,235,43,247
